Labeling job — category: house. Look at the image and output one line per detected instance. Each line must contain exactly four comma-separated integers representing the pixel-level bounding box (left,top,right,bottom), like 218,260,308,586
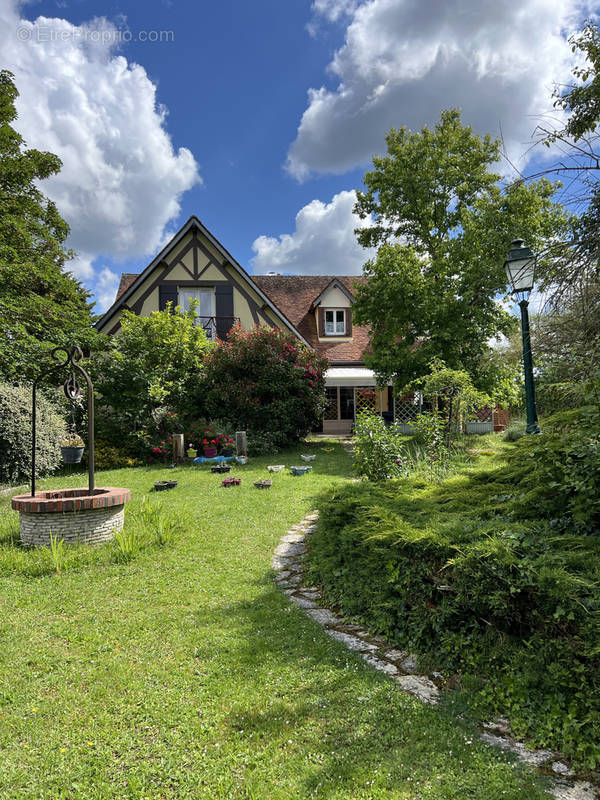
97,215,391,434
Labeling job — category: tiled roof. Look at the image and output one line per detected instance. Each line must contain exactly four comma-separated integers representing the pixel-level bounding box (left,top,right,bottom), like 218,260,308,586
252,275,371,363
113,271,371,363
116,273,139,301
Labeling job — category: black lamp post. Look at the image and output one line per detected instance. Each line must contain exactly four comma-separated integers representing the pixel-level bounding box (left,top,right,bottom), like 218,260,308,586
503,239,540,434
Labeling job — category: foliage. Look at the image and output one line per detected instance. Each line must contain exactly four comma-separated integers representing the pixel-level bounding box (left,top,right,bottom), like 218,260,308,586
532,21,600,323
92,307,211,448
0,445,549,798
411,411,450,467
247,429,282,456
552,21,600,143
353,412,408,481
91,439,142,471
198,325,327,450
502,419,526,442
352,109,571,392
113,527,138,563
416,359,490,444
0,71,100,383
500,401,600,534
532,281,600,395
48,533,65,574
0,382,66,484
308,433,600,767
60,433,84,447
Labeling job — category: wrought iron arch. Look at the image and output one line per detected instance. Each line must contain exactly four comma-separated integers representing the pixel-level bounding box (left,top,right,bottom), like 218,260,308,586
31,346,95,497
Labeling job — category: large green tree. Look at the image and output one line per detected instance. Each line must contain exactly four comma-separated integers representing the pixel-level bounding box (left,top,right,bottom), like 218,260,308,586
352,109,571,392
92,306,212,444
0,70,98,382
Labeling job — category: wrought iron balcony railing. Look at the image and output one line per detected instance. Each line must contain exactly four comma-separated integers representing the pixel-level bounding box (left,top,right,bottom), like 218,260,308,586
195,316,240,340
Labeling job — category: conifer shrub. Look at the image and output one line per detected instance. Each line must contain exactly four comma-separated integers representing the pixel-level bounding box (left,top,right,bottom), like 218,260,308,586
308,407,600,767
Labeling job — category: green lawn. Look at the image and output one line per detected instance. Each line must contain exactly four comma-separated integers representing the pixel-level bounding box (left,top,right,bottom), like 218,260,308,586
0,440,551,799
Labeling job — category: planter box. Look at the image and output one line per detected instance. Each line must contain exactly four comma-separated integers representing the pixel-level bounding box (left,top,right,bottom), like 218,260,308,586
465,421,494,434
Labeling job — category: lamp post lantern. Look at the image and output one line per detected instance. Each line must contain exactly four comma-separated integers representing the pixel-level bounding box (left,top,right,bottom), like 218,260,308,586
504,239,540,434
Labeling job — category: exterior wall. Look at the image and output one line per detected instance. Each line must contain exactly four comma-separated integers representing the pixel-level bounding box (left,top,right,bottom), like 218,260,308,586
323,419,353,435
319,286,352,308
99,225,297,337
19,505,125,547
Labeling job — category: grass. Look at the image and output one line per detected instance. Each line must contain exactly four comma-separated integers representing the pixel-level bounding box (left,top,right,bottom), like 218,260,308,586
0,438,552,798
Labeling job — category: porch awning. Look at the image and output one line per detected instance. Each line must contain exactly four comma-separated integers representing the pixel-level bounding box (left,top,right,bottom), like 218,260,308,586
324,367,388,387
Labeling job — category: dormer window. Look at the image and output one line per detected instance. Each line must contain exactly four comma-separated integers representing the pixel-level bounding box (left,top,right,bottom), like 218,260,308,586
325,309,345,335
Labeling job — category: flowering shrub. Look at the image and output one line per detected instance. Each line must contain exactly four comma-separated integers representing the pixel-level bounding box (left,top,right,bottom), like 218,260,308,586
196,325,327,450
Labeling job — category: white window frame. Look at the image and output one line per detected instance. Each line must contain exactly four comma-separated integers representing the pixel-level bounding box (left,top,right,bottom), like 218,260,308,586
178,287,216,338
324,309,345,336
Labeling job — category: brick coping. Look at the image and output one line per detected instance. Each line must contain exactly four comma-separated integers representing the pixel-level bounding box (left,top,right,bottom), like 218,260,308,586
11,487,131,514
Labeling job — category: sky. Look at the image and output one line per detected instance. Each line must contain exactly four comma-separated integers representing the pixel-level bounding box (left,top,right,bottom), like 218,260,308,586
0,0,595,312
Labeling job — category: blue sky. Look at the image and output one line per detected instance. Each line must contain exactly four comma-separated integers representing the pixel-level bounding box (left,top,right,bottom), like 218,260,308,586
0,0,593,311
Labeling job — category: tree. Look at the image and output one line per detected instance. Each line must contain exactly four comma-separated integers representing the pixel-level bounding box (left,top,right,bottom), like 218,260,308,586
92,306,212,446
352,109,571,392
0,70,99,383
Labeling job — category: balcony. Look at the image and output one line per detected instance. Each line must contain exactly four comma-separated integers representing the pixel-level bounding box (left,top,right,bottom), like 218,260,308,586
195,316,240,340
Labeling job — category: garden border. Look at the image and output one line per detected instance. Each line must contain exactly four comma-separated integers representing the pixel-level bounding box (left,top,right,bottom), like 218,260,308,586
272,511,597,800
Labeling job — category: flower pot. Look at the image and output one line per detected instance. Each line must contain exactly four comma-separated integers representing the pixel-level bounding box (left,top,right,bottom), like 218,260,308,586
211,464,231,473
154,480,177,491
290,465,312,476
267,465,285,473
187,448,197,458
253,479,272,489
221,448,233,457
300,454,316,462
203,446,217,458
222,476,241,487
61,445,84,464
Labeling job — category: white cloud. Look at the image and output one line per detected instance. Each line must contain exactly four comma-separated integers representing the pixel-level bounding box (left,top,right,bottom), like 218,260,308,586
289,0,585,180
0,0,199,272
95,266,121,312
251,189,376,275
67,252,95,281
310,0,360,23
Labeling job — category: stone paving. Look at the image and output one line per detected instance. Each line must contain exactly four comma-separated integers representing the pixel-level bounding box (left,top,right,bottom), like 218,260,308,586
272,510,597,800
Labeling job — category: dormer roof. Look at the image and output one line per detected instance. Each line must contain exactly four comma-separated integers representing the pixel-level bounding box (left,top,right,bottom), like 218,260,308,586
311,278,355,308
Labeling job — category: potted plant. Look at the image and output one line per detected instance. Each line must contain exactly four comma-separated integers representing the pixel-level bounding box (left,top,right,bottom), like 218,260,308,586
220,434,235,457
60,433,85,464
187,443,197,458
203,438,218,458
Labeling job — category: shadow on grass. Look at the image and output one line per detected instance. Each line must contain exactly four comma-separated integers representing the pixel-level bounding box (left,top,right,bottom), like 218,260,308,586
189,577,551,800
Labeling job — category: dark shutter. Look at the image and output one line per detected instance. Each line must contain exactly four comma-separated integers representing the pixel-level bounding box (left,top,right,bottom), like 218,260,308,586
318,307,325,337
346,309,352,337
215,284,234,339
159,285,178,312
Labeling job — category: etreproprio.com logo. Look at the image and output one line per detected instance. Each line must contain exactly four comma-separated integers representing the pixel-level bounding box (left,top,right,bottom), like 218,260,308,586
16,25,175,44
